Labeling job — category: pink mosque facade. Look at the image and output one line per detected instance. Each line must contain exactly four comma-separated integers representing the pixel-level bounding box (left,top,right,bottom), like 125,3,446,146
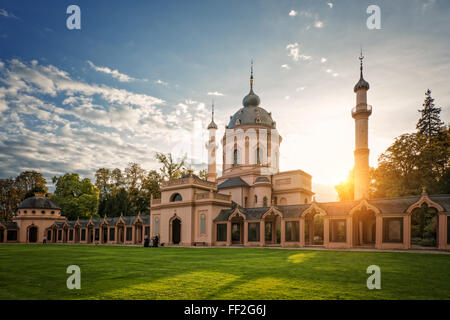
1,58,450,250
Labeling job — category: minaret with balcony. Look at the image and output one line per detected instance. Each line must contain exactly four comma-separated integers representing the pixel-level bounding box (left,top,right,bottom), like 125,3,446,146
207,101,218,182
352,52,372,200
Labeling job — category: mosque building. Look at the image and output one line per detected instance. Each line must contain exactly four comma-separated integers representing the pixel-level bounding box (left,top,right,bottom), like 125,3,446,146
1,57,450,250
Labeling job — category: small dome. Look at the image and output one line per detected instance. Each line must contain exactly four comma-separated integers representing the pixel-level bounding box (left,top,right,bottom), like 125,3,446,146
242,89,261,108
354,78,370,92
18,196,61,210
207,120,218,129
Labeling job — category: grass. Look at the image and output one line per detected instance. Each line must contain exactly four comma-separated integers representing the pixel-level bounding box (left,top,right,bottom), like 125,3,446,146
0,244,449,300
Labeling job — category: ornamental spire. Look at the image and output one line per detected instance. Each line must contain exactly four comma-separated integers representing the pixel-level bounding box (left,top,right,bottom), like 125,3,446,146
250,59,254,90
207,100,218,129
359,47,364,79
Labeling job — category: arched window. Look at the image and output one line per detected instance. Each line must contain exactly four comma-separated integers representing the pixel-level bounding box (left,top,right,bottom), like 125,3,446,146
170,193,182,202
200,214,206,235
233,149,240,166
155,217,160,235
256,147,263,165
304,198,308,204
263,196,268,207
274,197,278,205
254,195,258,206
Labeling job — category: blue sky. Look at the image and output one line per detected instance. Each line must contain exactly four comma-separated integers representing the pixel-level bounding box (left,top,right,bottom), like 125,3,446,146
0,0,449,200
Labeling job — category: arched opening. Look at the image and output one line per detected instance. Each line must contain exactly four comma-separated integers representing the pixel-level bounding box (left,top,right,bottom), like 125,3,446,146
264,212,281,245
88,226,94,243
170,193,183,202
411,203,438,247
231,215,244,244
28,226,38,243
280,197,287,206
263,196,268,207
256,147,263,165
74,226,80,243
135,223,143,244
305,211,324,246
117,223,124,244
352,208,376,247
233,149,240,166
172,218,181,244
0,227,4,243
102,225,108,243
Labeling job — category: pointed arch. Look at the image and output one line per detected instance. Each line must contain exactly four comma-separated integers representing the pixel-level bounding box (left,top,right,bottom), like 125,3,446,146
349,199,381,216
407,195,444,214
301,202,327,218
228,208,246,220
262,206,283,219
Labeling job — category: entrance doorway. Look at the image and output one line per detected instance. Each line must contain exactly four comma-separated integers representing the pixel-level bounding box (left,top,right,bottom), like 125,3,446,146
411,204,438,248
305,212,324,246
353,209,376,247
231,216,244,244
264,213,281,245
172,218,181,244
28,226,38,243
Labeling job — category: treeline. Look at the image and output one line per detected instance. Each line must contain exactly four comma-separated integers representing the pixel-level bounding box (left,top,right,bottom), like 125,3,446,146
0,152,206,221
336,89,449,200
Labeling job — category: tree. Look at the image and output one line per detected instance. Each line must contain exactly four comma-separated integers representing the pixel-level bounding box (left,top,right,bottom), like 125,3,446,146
0,178,22,221
15,171,48,199
416,89,445,142
52,173,99,220
95,168,112,200
155,153,187,180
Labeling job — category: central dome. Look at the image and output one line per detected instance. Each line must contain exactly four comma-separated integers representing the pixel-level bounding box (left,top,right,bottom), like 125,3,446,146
227,105,275,129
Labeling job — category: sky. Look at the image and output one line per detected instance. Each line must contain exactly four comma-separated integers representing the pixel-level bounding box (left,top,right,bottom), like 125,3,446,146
0,0,449,201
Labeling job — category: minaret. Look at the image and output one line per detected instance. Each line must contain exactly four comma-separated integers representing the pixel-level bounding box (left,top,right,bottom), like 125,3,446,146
207,101,218,182
352,51,372,200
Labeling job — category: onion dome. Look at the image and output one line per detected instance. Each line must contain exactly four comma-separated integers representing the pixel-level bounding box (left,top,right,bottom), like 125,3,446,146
354,53,370,92
227,62,276,129
207,101,218,129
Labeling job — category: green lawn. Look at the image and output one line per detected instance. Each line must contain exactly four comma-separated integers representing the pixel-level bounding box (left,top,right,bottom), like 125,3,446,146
0,244,449,300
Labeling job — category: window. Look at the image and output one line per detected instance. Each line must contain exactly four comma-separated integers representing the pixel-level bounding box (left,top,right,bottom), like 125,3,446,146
155,217,160,235
216,224,227,242
126,227,132,241
69,230,73,241
233,149,239,166
47,229,52,241
304,198,308,204
7,230,17,241
170,193,182,202
330,220,346,242
274,197,278,205
447,216,450,245
263,196,268,207
51,211,55,214
58,230,62,241
200,214,206,235
95,229,100,241
248,223,260,242
81,229,86,241
24,210,27,214
254,195,258,206
41,210,45,214
109,228,115,241
32,210,35,214
285,221,300,242
383,218,403,243
256,147,263,165
244,197,248,207
145,226,150,237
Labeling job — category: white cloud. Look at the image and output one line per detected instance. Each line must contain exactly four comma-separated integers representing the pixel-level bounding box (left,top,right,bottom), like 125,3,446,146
207,91,224,96
286,43,312,61
87,61,136,82
327,2,334,9
314,20,324,28
281,64,290,70
321,58,327,63
0,8,19,19
422,0,436,12
296,87,306,92
155,79,168,86
289,10,298,17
